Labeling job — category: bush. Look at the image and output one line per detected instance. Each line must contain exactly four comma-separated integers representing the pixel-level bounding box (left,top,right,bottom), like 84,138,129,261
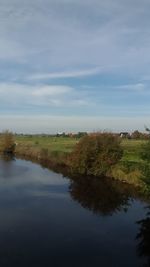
35,141,39,145
1,130,15,154
69,133,123,176
140,163,150,185
139,140,150,187
141,140,150,162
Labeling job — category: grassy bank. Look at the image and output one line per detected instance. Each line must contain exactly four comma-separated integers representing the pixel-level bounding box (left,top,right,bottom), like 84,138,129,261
16,136,147,162
13,135,77,173
121,139,146,162
0,134,148,189
15,136,147,187
111,139,146,187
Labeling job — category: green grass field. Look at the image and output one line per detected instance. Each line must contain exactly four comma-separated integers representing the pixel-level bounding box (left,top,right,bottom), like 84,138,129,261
15,135,147,163
15,136,78,154
121,139,146,162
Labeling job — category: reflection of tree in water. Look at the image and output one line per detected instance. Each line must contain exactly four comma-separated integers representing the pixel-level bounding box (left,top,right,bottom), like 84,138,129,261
136,206,150,267
0,154,15,162
0,154,15,161
69,176,138,216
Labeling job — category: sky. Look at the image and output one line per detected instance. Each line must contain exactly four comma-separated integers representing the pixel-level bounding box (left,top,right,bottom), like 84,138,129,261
0,0,150,133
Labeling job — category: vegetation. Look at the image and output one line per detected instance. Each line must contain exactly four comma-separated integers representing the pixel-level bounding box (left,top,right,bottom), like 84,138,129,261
138,139,150,187
69,133,123,176
131,130,150,140
0,131,15,154
12,135,77,171
0,131,150,192
15,135,77,154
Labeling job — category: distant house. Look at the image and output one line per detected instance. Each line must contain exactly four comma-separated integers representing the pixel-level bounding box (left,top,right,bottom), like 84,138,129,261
119,132,130,138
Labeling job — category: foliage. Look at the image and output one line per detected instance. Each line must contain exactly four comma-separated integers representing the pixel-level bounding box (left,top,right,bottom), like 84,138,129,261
139,137,150,188
140,163,150,186
76,132,87,138
121,139,146,163
131,130,142,139
1,130,15,154
69,133,123,176
40,148,49,159
12,133,150,188
110,161,143,186
140,140,150,162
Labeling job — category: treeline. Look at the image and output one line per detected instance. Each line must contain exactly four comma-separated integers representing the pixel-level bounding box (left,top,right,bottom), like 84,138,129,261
1,132,88,138
129,130,150,140
0,130,149,140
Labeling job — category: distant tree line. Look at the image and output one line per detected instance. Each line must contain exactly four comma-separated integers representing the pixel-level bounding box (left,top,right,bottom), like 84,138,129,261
131,130,150,140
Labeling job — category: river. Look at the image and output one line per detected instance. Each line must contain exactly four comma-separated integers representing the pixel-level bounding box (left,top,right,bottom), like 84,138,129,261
0,157,149,267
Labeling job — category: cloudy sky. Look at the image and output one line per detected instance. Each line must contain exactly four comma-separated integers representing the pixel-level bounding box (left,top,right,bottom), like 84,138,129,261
0,0,150,133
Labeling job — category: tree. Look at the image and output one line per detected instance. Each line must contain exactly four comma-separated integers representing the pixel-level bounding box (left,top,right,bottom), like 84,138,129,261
131,130,141,139
69,133,123,177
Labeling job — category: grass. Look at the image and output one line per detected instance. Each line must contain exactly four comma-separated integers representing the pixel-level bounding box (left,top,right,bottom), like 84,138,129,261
121,139,146,162
15,135,78,153
14,136,147,163
14,136,78,169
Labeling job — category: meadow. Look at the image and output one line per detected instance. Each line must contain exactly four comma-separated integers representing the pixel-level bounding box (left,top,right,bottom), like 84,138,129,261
16,135,77,153
121,139,146,162
15,135,146,163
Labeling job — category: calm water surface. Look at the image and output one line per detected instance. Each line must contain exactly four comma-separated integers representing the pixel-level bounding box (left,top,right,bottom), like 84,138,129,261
0,157,150,267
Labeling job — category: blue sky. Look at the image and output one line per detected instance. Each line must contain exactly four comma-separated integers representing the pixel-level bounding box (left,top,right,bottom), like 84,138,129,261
0,0,150,133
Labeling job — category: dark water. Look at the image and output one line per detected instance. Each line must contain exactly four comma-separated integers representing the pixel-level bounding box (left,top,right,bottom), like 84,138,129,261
0,158,150,267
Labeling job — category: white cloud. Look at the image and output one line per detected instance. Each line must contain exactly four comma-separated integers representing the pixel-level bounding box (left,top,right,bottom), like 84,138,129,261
117,83,146,92
0,0,150,132
1,0,150,76
31,85,73,96
0,82,88,108
29,67,102,80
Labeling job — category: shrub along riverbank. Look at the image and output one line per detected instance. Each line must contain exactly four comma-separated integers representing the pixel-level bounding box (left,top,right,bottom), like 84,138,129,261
0,132,149,192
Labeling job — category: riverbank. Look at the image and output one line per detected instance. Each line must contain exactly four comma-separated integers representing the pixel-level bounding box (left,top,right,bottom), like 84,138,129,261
15,136,146,188
0,134,148,190
14,136,73,174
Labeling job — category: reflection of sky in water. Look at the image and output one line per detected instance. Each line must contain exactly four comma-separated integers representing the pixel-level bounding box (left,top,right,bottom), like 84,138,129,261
0,158,69,193
0,158,149,267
